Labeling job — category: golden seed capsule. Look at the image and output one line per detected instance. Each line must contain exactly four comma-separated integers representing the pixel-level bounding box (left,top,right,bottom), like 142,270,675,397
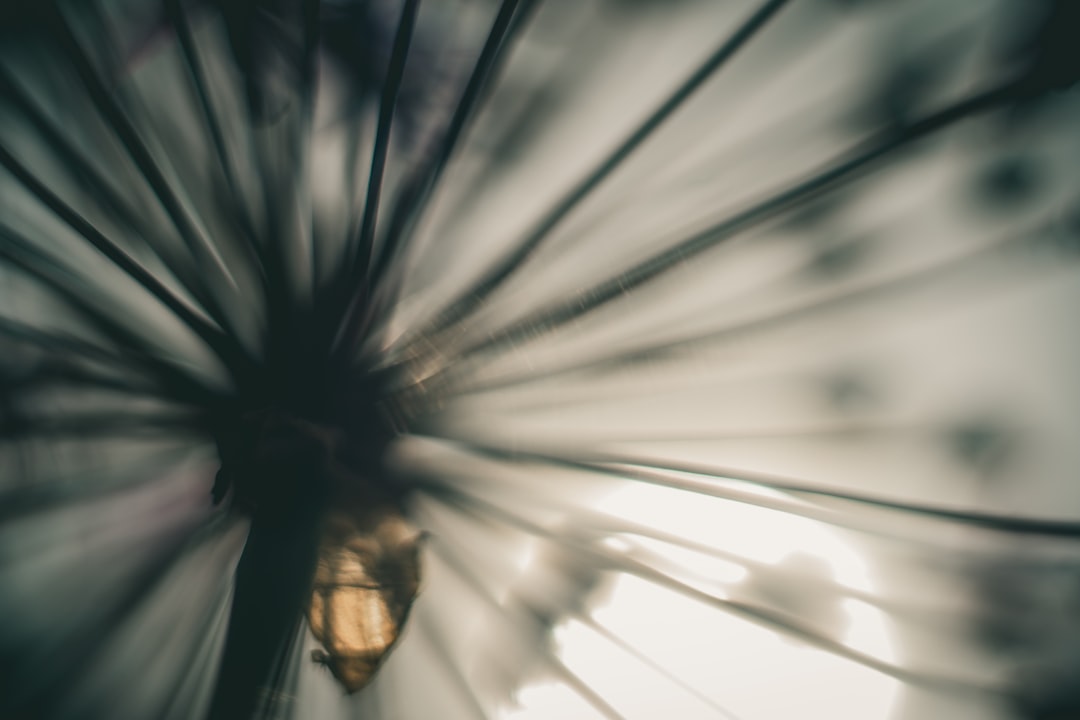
306,503,423,693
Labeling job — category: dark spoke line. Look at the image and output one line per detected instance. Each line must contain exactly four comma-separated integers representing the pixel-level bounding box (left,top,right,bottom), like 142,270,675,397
610,532,974,637
450,80,1018,366
608,454,1080,539
0,66,223,313
443,212,1053,396
163,0,266,280
550,660,626,720
429,472,902,690
425,466,751,566
393,0,793,356
0,145,242,367
417,435,1080,542
578,615,744,720
253,0,325,325
369,0,534,304
582,512,769,575
412,440,897,545
414,611,492,720
620,551,996,697
417,465,943,627
252,134,300,330
338,99,378,277
48,1,231,268
426,483,998,698
239,5,324,330
590,444,1080,538
421,482,630,577
0,225,225,408
417,461,761,578
416,464,864,578
42,2,246,338
349,0,422,280
486,423,934,445
603,454,1080,538
334,0,423,356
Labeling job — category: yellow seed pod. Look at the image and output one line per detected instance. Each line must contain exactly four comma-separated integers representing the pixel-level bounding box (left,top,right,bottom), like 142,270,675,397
307,503,423,693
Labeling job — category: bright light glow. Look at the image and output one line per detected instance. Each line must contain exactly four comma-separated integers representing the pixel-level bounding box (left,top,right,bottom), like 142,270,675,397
502,482,900,719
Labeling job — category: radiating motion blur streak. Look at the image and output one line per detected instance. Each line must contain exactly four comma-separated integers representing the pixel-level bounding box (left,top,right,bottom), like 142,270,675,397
1,0,1079,719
